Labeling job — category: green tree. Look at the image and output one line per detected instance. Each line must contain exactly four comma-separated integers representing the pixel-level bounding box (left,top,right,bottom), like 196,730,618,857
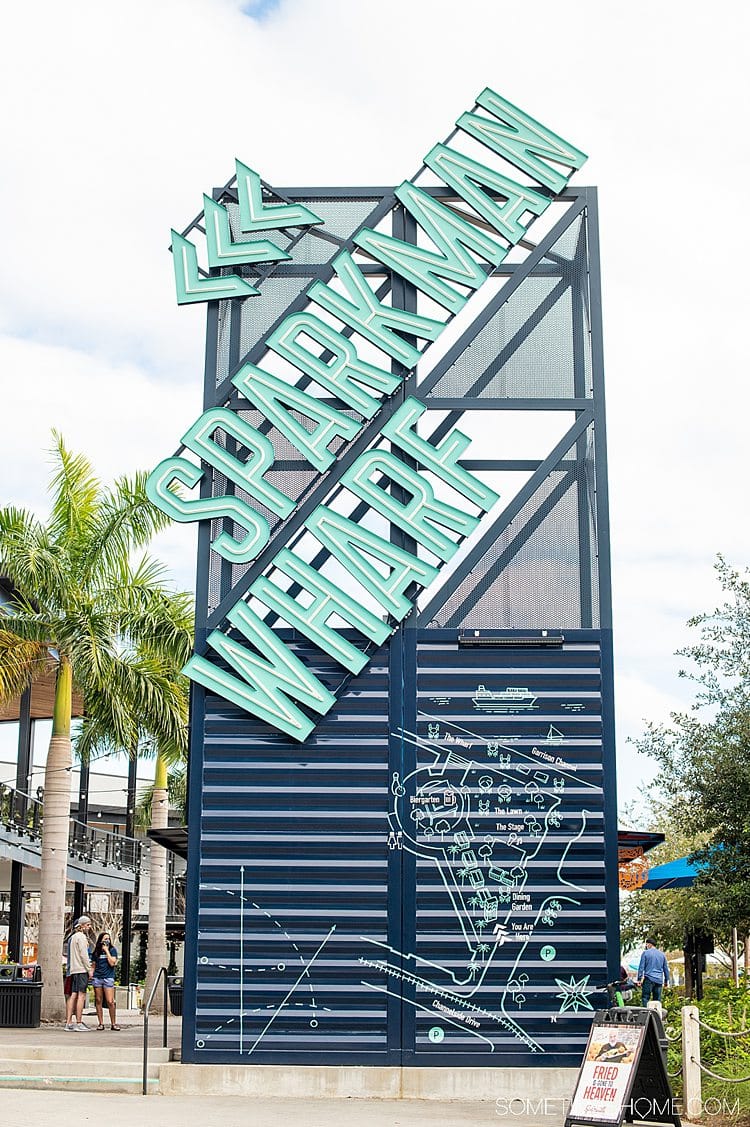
631,558,750,958
0,435,193,1020
619,796,714,955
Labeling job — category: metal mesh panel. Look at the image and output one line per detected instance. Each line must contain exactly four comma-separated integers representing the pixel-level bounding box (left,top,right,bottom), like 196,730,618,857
540,212,583,263
302,197,386,241
274,228,343,266
428,215,585,400
585,428,600,624
236,278,311,364
428,431,599,631
215,304,232,388
207,469,229,615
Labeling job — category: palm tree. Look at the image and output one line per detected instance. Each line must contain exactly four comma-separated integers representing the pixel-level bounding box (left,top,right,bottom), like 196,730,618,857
135,763,187,829
0,434,193,1020
132,739,190,1007
77,665,190,1012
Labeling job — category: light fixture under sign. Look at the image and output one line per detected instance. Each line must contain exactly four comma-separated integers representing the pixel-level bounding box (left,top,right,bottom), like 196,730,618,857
458,632,565,648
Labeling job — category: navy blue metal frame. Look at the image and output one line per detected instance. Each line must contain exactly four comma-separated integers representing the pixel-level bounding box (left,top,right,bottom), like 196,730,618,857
182,184,618,1065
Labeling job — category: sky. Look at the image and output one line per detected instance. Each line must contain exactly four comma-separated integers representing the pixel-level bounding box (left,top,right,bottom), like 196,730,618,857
1,0,748,813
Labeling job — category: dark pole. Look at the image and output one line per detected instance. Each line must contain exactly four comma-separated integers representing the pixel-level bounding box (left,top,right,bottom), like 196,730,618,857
695,952,705,1001
72,754,90,922
8,686,33,963
120,753,138,985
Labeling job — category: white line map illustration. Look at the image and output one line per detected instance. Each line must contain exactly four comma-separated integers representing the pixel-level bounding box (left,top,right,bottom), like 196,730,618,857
194,871,334,1054
193,691,604,1056
356,706,602,1052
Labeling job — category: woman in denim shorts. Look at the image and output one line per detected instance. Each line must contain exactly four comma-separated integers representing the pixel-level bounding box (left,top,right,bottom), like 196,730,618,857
91,932,120,1030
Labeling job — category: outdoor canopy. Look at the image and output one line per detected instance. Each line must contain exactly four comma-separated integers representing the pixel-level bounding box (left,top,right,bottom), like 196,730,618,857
642,855,703,889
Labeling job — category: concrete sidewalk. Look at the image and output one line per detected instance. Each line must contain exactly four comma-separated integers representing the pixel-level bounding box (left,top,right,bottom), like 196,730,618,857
0,1015,569,1123
0,1087,539,1126
15,1007,181,1050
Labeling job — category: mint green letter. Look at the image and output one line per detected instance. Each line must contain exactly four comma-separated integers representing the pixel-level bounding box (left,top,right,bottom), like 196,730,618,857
343,450,479,562
309,251,444,368
381,398,499,512
354,182,506,316
424,145,549,245
146,456,269,563
457,88,586,194
251,548,393,674
267,311,400,418
182,407,294,518
184,598,336,741
305,504,439,619
232,360,361,471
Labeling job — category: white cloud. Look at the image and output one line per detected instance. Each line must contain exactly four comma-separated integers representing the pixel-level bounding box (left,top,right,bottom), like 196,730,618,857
1,0,747,814
0,333,197,588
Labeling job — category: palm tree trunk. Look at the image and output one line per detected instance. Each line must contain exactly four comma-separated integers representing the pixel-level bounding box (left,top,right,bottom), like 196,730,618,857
145,754,168,1013
39,659,73,1022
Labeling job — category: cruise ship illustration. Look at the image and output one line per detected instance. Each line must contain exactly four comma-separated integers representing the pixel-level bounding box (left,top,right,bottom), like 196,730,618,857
472,685,538,713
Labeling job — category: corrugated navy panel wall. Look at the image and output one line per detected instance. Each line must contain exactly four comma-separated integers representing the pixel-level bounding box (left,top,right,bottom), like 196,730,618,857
192,642,398,1062
185,629,614,1067
405,634,607,1063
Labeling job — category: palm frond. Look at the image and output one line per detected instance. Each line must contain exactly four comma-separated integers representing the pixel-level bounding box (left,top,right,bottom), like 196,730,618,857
0,509,67,606
0,506,38,541
118,578,194,668
0,609,57,647
65,608,119,685
76,648,189,763
83,472,173,581
47,431,100,546
72,674,140,754
73,716,128,765
0,632,51,705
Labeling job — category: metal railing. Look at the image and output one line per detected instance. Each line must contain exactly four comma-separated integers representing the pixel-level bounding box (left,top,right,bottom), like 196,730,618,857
0,784,43,840
142,966,169,1095
69,818,141,872
0,783,142,877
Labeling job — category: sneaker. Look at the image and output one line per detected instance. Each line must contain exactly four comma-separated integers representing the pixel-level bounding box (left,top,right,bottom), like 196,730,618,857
75,1023,92,1031
64,1023,76,1031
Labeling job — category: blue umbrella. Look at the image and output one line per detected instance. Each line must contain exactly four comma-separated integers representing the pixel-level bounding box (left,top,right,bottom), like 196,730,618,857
642,855,704,889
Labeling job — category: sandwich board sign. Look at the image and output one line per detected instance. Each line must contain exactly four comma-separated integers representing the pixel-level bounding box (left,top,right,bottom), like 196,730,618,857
565,1009,680,1127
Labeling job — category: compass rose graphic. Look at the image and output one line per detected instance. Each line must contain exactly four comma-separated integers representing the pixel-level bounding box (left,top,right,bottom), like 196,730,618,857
554,974,595,1013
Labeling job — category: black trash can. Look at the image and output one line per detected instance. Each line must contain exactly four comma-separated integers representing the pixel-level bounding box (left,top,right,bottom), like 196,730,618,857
0,965,42,1027
168,975,183,1016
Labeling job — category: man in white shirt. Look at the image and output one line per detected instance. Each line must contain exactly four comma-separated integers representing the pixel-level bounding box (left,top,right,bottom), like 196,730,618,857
65,916,93,1031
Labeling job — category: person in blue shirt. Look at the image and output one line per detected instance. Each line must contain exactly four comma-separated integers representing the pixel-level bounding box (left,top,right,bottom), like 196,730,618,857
637,937,670,1004
90,931,120,1030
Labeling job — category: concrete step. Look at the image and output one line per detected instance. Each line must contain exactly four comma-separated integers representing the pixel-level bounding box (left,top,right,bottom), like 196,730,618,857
0,1042,172,1062
0,1056,161,1093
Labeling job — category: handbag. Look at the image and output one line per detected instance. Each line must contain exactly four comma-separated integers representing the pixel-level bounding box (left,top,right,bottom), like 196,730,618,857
63,974,72,995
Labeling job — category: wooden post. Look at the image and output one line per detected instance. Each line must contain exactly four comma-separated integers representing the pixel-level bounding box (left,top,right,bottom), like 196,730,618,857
682,1005,701,1120
732,928,740,987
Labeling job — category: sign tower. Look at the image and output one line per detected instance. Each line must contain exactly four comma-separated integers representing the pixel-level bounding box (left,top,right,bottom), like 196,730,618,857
148,89,619,1075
